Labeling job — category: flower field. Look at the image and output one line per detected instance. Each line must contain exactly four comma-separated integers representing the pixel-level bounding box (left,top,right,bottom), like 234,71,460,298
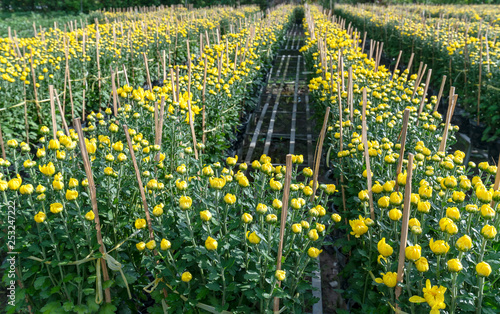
1,2,500,314
302,4,499,313
334,4,500,143
0,4,343,313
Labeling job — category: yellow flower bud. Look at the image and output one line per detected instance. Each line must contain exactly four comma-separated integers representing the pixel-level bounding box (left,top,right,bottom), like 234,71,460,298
377,238,393,257
476,261,492,277
415,257,429,272
275,270,286,281
161,239,171,250
205,236,218,251
181,272,192,282
307,247,322,258
85,210,95,221
447,259,463,272
146,240,156,250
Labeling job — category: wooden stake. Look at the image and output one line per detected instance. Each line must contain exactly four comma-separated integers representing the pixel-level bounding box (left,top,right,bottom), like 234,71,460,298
53,88,70,136
392,50,402,80
395,154,414,300
73,118,111,303
122,64,129,86
311,107,330,202
361,88,374,220
411,62,424,100
111,70,118,117
417,69,433,119
49,85,58,140
82,88,85,121
186,40,199,159
405,53,415,80
123,125,154,241
143,52,152,91
273,154,293,312
395,109,410,192
439,94,458,152
433,75,447,112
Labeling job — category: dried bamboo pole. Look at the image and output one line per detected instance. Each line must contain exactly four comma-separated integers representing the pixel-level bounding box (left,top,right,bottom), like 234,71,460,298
417,69,433,119
433,75,447,112
391,50,402,81
49,85,58,140
186,40,199,159
53,88,70,136
395,153,414,300
74,118,112,303
361,88,374,220
143,52,152,91
395,109,410,192
123,125,155,241
273,154,293,312
311,107,330,202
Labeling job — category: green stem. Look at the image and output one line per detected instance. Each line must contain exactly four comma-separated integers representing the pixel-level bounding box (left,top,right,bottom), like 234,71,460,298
476,276,485,314
450,272,458,314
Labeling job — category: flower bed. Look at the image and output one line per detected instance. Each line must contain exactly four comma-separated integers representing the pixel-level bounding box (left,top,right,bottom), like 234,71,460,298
0,5,340,313
334,4,500,143
302,5,500,313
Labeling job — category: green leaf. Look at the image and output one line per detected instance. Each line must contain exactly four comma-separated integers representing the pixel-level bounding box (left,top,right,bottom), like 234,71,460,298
243,270,260,281
34,276,48,290
40,302,64,313
73,305,88,314
102,279,114,289
63,301,74,311
98,303,117,314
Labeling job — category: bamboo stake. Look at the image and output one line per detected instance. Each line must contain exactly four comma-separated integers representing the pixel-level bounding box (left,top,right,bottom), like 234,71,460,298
433,75,447,112
111,70,118,117
411,62,424,100
361,88,374,220
49,85,58,140
0,125,5,159
53,88,70,136
273,154,293,312
123,125,154,241
74,118,111,303
417,69,433,119
348,67,353,123
82,89,86,121
395,153,414,300
391,50,402,80
311,107,330,202
439,94,458,152
405,53,415,80
395,109,410,192
186,40,199,159
122,64,130,86
29,53,42,124
338,83,347,214
143,52,152,91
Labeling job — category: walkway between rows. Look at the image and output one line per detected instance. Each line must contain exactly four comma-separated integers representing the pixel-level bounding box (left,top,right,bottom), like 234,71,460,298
237,24,316,167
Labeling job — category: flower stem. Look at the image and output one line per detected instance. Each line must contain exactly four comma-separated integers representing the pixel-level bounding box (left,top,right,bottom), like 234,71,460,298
476,276,485,314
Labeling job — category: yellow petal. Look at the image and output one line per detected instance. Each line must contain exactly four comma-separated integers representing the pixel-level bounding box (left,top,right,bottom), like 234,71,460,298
409,296,426,303
375,278,383,284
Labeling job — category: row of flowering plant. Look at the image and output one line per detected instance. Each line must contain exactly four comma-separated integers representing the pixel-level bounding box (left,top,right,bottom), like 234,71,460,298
302,5,499,314
0,5,325,313
334,3,500,142
0,5,260,142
